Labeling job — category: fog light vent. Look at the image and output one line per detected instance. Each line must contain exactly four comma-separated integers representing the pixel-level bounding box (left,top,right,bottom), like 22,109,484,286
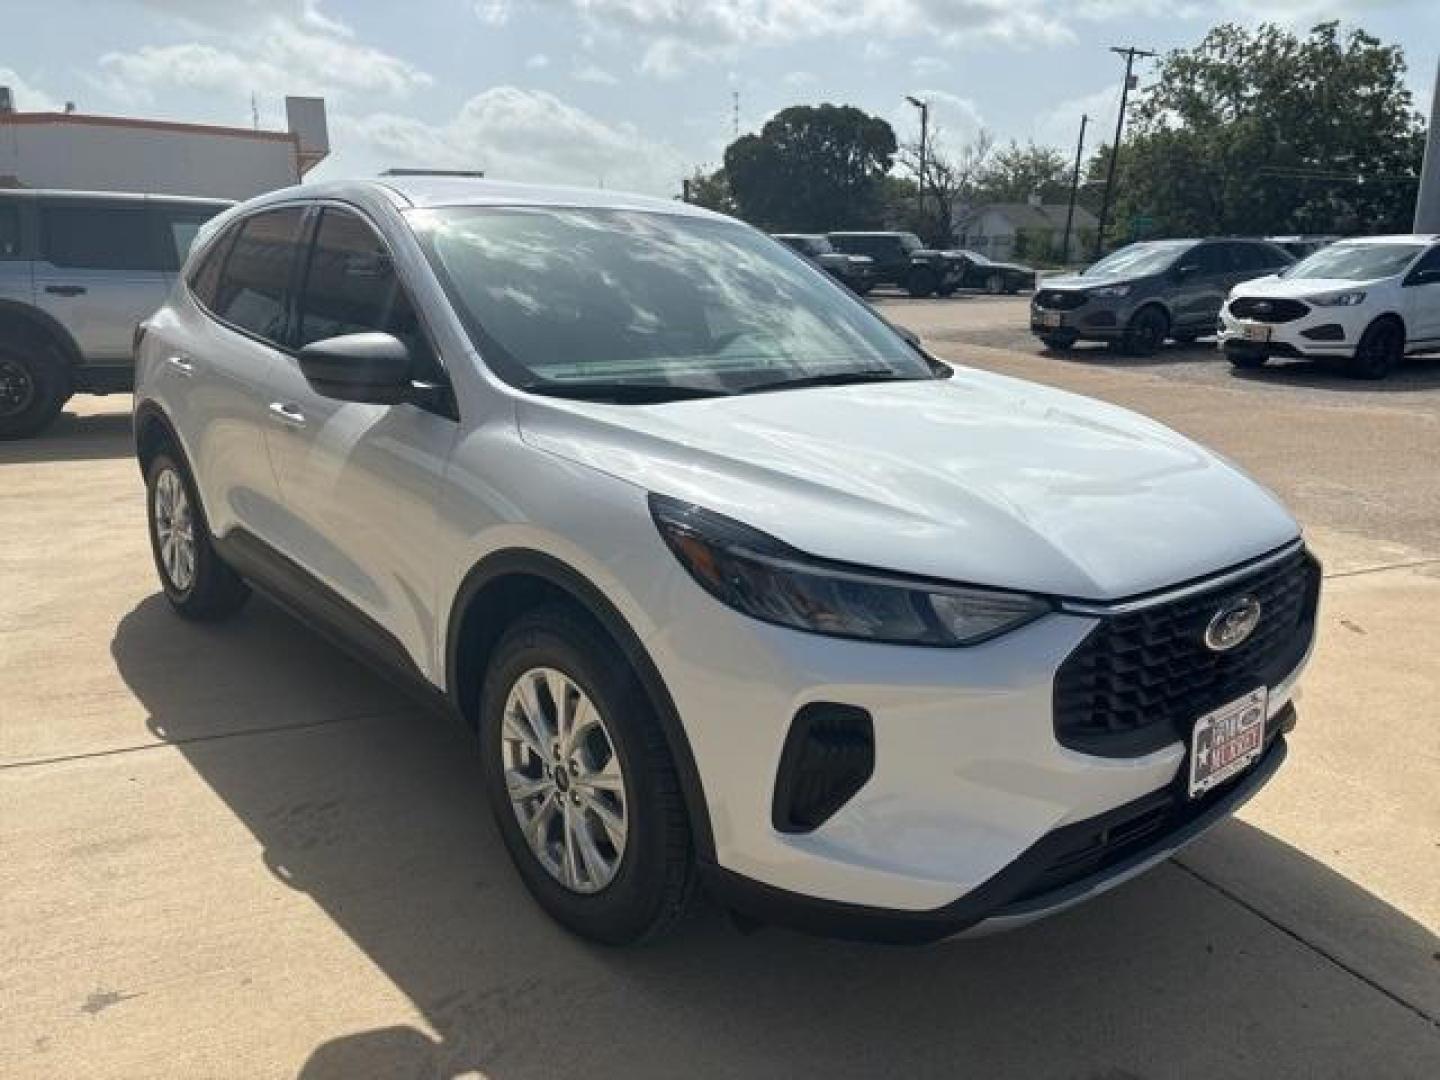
772,704,875,833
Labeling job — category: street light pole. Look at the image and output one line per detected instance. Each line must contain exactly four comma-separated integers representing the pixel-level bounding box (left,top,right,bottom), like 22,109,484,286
1095,45,1155,259
1415,57,1440,233
906,95,930,233
1062,113,1089,265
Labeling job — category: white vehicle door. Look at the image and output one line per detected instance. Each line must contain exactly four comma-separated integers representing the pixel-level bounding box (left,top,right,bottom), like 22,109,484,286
1400,244,1440,347
259,204,458,674
32,198,168,368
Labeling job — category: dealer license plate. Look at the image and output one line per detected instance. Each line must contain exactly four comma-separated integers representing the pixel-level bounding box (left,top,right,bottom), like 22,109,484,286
1040,311,1062,328
1187,688,1268,799
1240,322,1271,342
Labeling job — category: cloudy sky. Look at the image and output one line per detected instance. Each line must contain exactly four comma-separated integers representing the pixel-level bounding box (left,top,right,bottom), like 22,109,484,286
3,1,1436,196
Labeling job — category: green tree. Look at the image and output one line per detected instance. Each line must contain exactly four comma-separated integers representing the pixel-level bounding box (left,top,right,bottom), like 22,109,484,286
682,167,736,215
974,141,1071,205
1106,21,1425,241
723,104,897,231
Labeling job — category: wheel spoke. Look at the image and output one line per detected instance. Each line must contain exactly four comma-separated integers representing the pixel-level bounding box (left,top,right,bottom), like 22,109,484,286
580,791,627,852
518,673,554,746
575,762,623,794
572,812,611,886
522,797,556,849
505,769,552,804
561,805,582,889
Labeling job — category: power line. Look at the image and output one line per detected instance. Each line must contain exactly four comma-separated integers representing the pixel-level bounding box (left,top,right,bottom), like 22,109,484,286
1094,45,1156,258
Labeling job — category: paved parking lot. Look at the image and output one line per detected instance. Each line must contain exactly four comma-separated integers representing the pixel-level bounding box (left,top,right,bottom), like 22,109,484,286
3,297,1438,1078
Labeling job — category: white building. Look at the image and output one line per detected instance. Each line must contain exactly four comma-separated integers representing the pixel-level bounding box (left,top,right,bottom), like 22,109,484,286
954,200,1100,263
0,95,329,200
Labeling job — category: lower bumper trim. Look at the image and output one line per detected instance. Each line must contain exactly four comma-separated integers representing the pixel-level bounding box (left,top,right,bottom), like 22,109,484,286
703,725,1291,944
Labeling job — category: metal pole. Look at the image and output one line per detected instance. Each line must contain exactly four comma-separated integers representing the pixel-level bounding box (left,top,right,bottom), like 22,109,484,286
1415,58,1440,233
1062,114,1089,264
1095,46,1155,258
907,96,929,234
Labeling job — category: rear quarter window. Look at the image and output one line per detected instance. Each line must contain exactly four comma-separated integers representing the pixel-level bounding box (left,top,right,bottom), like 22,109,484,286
40,203,163,271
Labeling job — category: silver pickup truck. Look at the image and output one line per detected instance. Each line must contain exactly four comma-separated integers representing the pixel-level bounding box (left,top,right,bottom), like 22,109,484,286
0,189,232,438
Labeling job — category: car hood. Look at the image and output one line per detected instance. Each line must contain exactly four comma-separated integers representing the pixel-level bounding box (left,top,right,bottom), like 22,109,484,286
516,372,1299,601
1042,272,1142,290
1231,274,1381,296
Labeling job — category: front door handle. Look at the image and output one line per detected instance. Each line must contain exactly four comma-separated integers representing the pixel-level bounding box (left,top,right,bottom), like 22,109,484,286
166,355,196,377
44,285,87,297
268,402,307,427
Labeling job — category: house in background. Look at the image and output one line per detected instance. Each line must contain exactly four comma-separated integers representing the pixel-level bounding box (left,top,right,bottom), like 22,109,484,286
0,92,328,200
954,198,1099,263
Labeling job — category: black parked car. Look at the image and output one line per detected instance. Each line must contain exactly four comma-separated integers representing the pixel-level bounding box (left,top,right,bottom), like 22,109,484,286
773,233,877,294
828,231,965,298
952,249,1036,294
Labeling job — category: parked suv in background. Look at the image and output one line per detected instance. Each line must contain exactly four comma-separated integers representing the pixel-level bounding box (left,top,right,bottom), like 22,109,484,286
136,177,1317,945
0,190,232,437
828,231,964,297
773,233,876,294
952,249,1037,295
1031,238,1293,355
1220,235,1440,379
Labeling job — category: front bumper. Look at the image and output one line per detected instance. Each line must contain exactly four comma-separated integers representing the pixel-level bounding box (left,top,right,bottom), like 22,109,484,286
1217,300,1365,359
1030,295,1133,341
706,725,1292,942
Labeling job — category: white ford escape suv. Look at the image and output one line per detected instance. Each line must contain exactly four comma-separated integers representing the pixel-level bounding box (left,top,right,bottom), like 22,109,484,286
134,177,1320,944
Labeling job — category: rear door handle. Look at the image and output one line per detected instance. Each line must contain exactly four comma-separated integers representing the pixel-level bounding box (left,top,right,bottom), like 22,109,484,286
44,285,87,297
166,355,196,377
268,402,307,427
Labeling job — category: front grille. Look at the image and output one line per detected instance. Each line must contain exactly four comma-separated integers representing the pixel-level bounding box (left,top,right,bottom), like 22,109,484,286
1054,548,1321,757
1034,289,1087,311
1229,296,1309,323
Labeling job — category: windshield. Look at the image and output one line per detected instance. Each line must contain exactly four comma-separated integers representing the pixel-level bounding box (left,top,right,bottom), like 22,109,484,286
1282,243,1423,282
411,207,928,399
898,233,924,252
959,250,992,264
801,235,835,254
1083,240,1193,278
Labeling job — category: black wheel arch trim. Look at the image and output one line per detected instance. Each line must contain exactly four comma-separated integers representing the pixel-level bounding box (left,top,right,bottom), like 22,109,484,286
446,548,716,862
0,299,85,371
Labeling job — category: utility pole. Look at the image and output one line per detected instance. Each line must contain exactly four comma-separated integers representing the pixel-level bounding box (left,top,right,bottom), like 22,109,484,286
906,96,930,231
732,90,740,139
1061,113,1089,265
1415,57,1440,233
1095,45,1155,259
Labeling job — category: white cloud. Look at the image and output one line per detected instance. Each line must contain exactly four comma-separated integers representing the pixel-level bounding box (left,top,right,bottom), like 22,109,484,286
336,86,687,194
548,0,1074,74
1030,84,1122,152
572,62,619,84
94,12,430,108
782,70,817,88
911,56,949,78
475,0,514,24
894,90,986,147
525,53,551,69
0,67,63,112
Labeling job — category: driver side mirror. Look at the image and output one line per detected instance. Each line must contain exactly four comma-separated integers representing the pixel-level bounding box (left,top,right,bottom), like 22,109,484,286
892,324,954,379
297,332,416,405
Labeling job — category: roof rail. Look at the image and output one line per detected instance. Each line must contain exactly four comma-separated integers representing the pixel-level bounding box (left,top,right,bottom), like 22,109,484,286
380,168,486,178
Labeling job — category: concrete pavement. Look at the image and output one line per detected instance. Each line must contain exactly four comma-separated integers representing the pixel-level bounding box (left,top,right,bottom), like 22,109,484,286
2,309,1438,1077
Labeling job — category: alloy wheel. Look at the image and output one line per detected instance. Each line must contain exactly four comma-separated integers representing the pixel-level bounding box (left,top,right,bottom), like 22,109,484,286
153,468,197,592
0,358,35,418
501,667,628,894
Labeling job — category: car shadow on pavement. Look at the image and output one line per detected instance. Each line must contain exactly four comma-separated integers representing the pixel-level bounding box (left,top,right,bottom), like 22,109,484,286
0,407,133,464
1227,354,1440,393
110,594,1440,1080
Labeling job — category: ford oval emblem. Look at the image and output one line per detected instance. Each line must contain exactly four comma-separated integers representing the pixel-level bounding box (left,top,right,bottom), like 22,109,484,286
1205,595,1263,652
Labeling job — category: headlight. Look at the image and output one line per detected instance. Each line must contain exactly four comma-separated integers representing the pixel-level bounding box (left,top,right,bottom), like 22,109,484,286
1089,283,1132,299
649,495,1051,646
1308,290,1366,307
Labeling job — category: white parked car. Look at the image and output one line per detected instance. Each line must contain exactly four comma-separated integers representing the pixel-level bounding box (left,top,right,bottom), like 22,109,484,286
134,177,1320,944
1219,234,1440,378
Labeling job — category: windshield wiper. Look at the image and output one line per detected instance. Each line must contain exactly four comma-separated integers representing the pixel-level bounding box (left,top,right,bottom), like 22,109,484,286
737,369,923,395
519,380,731,403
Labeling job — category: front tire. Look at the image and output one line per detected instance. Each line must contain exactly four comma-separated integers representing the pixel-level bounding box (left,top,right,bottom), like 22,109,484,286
1348,318,1404,379
906,266,939,298
1122,306,1169,357
145,452,250,620
1228,351,1268,370
479,605,695,944
0,345,68,440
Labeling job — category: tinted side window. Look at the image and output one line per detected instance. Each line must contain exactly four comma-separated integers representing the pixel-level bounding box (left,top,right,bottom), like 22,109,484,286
1226,243,1268,273
212,207,307,345
154,203,229,272
1183,245,1227,275
0,203,21,258
188,223,239,309
40,203,161,271
297,208,435,373
1405,245,1440,285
